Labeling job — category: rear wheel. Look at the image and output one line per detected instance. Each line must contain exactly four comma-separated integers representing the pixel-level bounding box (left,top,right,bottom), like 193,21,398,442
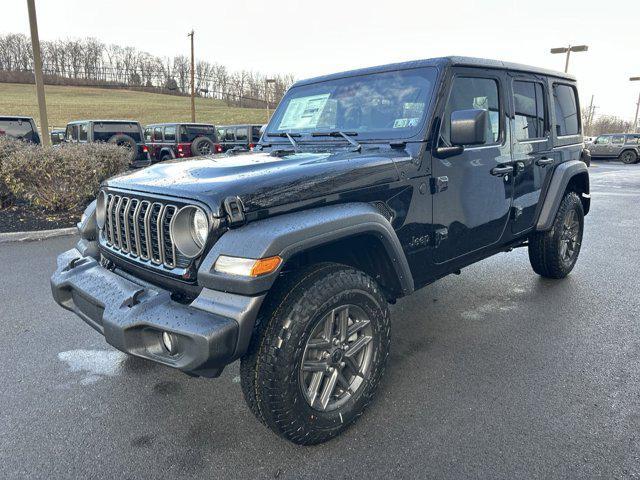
619,150,638,164
240,263,390,445
108,134,137,163
528,191,584,279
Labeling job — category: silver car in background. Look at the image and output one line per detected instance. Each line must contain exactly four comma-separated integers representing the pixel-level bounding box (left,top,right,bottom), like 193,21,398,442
589,133,640,164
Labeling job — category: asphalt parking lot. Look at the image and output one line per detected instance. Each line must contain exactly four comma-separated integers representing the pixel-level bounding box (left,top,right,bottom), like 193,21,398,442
1,161,638,479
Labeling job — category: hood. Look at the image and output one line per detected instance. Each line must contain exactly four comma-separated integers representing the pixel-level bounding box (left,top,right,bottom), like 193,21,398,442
105,149,404,217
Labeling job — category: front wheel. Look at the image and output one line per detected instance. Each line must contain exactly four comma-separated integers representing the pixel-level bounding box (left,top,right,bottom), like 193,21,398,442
528,191,584,279
240,264,390,445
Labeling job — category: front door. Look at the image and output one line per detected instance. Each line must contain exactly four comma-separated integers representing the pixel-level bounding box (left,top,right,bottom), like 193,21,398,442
510,75,554,234
432,70,514,264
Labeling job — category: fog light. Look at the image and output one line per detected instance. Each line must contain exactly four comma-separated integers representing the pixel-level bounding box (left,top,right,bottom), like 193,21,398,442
162,331,178,355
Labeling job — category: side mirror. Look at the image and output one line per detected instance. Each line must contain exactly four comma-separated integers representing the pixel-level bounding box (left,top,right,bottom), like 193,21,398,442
450,109,488,146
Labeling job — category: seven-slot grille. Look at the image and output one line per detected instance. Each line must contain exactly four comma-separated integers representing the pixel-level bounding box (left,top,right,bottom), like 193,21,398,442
101,193,181,269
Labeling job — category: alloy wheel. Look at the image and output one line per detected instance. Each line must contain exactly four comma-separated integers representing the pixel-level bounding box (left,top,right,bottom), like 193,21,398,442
299,305,374,411
559,209,580,263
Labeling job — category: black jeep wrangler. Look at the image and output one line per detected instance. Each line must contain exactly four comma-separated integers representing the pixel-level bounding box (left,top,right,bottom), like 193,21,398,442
64,120,151,167
51,57,590,445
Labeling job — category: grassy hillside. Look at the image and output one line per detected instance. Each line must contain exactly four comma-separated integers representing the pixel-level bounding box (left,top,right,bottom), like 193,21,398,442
0,83,269,130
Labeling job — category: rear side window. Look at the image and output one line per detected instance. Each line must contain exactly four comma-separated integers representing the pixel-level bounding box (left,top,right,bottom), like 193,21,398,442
625,135,639,145
611,135,625,145
164,126,176,141
93,122,142,142
153,127,163,142
224,129,236,141
513,81,546,141
79,123,89,142
440,76,501,146
552,84,579,136
236,127,248,141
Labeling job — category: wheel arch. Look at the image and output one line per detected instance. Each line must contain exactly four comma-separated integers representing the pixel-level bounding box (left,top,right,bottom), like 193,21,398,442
159,147,175,159
197,203,414,299
535,160,590,231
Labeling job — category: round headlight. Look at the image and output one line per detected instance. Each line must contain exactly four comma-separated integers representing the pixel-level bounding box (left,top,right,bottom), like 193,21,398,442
192,208,208,248
96,190,107,229
170,206,210,258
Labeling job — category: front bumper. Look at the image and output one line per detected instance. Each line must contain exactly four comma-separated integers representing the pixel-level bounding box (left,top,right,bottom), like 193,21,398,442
51,248,265,377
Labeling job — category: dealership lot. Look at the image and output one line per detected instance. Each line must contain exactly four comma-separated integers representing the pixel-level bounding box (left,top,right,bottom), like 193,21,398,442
1,161,638,479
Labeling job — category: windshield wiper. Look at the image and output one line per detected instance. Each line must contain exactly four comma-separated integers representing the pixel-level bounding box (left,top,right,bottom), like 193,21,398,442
269,132,300,152
311,131,361,152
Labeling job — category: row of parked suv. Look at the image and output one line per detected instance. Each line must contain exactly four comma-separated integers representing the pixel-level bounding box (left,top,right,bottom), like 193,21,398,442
0,116,263,167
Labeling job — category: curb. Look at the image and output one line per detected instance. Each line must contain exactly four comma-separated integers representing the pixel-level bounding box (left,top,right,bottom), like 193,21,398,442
0,226,77,244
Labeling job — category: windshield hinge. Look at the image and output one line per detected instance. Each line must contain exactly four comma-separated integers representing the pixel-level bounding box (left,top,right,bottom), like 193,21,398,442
224,196,245,226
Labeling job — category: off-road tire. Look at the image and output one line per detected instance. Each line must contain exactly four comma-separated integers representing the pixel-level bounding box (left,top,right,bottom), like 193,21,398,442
107,134,137,162
240,263,391,445
619,150,638,165
528,191,584,279
191,136,215,156
160,153,172,161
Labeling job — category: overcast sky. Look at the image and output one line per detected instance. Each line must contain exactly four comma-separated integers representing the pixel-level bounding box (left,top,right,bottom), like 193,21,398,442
3,0,639,120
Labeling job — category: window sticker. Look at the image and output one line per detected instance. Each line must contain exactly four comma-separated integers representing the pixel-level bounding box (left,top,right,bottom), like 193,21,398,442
393,118,420,128
278,94,331,130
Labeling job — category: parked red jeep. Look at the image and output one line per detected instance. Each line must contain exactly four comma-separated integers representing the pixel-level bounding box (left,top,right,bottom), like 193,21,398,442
144,123,222,161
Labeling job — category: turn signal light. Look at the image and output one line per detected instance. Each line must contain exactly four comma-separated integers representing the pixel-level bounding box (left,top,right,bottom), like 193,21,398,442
214,255,282,277
250,256,282,276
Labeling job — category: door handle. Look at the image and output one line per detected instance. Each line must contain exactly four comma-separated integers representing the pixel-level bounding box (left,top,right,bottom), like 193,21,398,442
536,157,554,166
490,165,514,176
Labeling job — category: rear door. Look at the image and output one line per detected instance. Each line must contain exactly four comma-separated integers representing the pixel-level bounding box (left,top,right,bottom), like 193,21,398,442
510,75,554,234
432,69,514,264
610,134,625,157
590,135,610,157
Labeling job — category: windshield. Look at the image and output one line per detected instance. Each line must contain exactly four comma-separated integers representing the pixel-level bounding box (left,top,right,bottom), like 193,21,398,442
0,118,37,141
266,67,437,140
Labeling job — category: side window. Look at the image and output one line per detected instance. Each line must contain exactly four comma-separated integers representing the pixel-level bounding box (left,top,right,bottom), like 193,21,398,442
513,81,546,141
225,129,235,141
236,127,248,141
626,135,640,145
611,135,625,145
594,136,610,145
68,125,79,142
164,126,176,142
552,84,579,136
79,123,89,142
153,127,163,142
441,76,500,146
144,128,153,142
252,126,262,142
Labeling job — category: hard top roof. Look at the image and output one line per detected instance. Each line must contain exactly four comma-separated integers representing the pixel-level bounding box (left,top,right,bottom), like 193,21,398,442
0,115,35,120
293,56,575,87
145,122,216,127
67,119,141,124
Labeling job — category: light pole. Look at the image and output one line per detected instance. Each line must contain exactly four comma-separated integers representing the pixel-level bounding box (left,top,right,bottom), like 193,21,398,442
26,0,50,146
631,77,640,133
550,45,588,73
265,78,276,121
188,30,195,122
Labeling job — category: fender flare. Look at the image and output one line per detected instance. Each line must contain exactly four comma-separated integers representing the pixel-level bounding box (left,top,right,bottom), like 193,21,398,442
159,147,175,159
535,160,589,231
197,202,415,297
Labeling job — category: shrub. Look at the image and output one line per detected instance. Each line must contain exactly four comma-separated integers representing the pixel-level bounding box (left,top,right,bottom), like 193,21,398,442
1,141,130,212
0,136,26,208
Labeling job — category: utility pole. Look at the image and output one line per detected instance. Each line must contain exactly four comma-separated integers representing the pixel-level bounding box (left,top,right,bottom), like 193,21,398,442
264,78,276,122
188,30,195,122
550,45,588,73
585,95,594,136
26,0,50,146
631,77,640,133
